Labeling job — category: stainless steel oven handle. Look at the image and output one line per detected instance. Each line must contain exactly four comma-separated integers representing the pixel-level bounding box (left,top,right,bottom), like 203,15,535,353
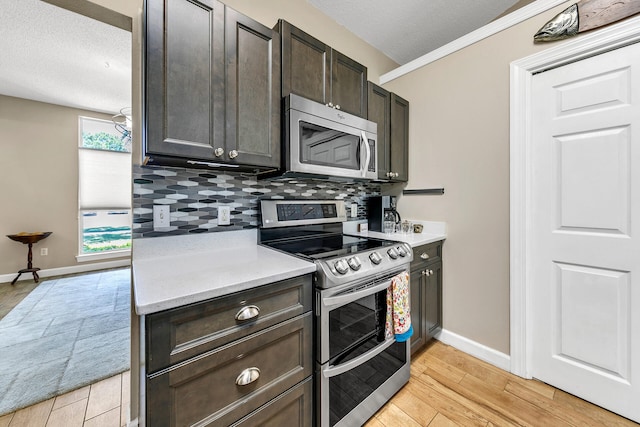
322,278,392,309
323,338,395,378
360,131,371,177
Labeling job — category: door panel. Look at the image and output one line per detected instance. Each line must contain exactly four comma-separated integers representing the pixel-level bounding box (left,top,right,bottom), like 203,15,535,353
553,262,630,376
555,127,630,234
531,41,640,422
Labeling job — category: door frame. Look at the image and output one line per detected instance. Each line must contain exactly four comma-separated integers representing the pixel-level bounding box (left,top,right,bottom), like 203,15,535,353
510,15,640,378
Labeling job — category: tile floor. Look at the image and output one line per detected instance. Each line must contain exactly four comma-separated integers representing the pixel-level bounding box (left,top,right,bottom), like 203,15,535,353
0,371,130,427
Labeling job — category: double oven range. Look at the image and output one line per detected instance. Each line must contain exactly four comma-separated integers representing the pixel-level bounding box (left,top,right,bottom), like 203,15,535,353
258,199,412,427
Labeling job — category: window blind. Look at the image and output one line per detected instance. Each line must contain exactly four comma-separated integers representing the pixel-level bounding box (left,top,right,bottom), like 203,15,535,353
78,148,132,210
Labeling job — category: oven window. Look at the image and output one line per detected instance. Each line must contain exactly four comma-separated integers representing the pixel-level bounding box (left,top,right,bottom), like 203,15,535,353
328,290,386,362
299,121,361,170
328,341,406,426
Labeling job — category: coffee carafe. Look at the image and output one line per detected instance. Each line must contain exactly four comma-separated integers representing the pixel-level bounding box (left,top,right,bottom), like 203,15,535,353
367,196,401,232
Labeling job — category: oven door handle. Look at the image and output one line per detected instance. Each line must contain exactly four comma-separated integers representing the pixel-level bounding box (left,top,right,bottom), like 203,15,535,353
323,338,395,378
322,278,392,309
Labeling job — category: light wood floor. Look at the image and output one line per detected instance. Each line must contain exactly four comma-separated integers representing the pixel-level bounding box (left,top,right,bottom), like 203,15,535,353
367,340,639,427
2,340,637,427
0,279,40,320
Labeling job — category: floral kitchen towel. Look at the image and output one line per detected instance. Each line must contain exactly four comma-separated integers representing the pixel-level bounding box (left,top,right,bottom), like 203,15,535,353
385,271,413,342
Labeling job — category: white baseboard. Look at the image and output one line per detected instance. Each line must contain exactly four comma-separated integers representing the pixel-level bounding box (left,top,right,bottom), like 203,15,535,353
435,328,511,372
0,259,131,285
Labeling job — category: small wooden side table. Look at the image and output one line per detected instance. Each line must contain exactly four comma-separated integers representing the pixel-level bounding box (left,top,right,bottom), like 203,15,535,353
7,232,52,285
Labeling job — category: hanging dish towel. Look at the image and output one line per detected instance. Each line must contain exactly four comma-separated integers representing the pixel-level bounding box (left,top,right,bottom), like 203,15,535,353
385,271,413,342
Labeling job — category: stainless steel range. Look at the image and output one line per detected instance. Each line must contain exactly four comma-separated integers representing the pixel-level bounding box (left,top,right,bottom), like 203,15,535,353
258,199,411,427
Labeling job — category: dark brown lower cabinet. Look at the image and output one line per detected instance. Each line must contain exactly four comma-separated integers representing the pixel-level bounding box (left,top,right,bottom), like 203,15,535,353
144,275,313,427
231,377,313,427
410,241,443,355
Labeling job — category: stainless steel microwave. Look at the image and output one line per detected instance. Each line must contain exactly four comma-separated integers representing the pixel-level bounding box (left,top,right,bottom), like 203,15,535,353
283,94,377,180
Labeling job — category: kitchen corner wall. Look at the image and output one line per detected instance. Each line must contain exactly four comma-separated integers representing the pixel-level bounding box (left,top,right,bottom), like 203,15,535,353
133,164,380,238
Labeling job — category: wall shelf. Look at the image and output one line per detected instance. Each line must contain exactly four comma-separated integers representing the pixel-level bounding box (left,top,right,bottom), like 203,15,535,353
402,188,445,195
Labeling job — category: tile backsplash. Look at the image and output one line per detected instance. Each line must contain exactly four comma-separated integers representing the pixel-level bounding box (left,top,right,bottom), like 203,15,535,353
133,165,381,238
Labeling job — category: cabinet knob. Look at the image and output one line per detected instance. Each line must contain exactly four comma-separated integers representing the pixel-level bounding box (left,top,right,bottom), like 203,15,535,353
214,147,224,157
386,172,393,178
421,270,427,276
335,104,341,110
430,269,434,275
229,150,239,159
327,102,334,108
235,367,260,386
235,305,260,321
420,253,429,260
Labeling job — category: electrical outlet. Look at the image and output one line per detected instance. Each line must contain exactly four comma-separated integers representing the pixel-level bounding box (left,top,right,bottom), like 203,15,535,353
40,248,48,256
218,206,231,225
350,203,358,218
153,205,171,230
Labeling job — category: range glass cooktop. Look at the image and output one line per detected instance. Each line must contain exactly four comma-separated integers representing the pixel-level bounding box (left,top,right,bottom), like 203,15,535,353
266,234,394,260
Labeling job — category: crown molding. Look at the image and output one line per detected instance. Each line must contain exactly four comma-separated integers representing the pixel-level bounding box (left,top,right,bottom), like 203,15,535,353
379,0,569,84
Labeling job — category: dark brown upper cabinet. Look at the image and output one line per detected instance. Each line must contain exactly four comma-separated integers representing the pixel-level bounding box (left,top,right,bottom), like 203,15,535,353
277,20,368,118
225,8,281,169
144,0,280,170
367,82,409,182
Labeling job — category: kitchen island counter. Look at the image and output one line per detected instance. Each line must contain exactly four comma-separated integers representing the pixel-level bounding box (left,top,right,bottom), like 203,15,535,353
132,230,316,315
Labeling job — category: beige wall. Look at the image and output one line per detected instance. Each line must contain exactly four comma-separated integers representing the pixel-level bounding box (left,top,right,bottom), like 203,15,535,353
382,2,572,354
0,95,129,278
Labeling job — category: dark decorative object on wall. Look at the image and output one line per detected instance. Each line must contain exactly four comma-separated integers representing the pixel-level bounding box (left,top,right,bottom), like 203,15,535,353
534,0,640,42
132,165,381,238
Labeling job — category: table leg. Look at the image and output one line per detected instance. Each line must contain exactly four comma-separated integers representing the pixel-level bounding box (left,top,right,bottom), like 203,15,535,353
11,272,23,285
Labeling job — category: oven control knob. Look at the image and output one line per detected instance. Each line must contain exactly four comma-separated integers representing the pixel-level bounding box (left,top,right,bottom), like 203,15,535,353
396,246,407,257
347,256,362,271
387,248,399,259
334,259,349,275
369,252,382,265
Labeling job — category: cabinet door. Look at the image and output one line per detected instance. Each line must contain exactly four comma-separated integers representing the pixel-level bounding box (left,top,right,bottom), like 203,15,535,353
330,49,368,118
145,0,225,160
367,82,391,180
389,93,409,182
425,262,443,338
233,377,313,427
410,266,426,355
280,20,329,106
225,9,281,168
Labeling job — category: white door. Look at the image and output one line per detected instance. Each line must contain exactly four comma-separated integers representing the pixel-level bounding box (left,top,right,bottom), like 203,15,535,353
530,42,640,422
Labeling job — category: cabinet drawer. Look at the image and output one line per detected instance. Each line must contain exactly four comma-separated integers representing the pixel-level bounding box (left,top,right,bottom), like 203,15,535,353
411,241,442,269
231,377,312,427
146,313,313,427
146,275,312,373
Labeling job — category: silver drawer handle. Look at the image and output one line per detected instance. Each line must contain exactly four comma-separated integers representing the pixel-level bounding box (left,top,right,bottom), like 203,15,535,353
235,367,260,386
420,253,429,260
235,305,260,321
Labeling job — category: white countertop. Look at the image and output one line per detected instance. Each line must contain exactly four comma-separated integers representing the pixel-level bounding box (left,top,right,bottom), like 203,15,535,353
132,230,316,315
343,220,447,247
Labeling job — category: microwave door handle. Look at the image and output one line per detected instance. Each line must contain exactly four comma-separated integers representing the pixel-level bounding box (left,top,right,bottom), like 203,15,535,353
323,337,395,378
322,278,392,309
360,131,371,177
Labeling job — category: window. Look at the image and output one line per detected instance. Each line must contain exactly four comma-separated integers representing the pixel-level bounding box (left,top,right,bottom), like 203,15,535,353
78,116,132,260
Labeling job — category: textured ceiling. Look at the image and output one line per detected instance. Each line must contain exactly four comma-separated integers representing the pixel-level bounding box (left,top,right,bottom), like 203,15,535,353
0,0,131,115
0,0,524,115
308,0,523,65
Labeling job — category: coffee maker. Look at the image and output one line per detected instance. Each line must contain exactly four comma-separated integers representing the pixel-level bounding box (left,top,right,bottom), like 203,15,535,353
367,196,401,232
